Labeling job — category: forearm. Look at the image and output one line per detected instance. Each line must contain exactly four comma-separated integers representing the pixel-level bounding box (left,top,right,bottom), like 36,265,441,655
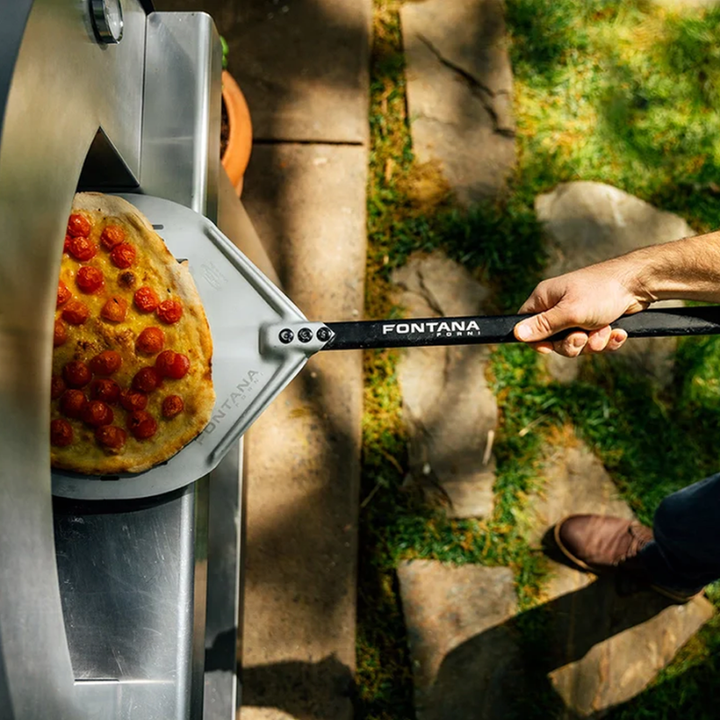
624,230,720,304
514,227,720,355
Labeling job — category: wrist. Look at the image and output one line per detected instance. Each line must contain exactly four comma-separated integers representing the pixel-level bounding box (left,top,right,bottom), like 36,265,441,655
601,251,657,305
619,248,661,304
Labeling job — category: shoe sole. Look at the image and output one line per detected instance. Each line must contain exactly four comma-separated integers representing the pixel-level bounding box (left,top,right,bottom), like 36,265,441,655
552,521,700,605
553,520,594,572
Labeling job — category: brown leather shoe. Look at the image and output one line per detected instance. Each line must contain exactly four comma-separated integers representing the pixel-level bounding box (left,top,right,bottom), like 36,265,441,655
554,514,701,604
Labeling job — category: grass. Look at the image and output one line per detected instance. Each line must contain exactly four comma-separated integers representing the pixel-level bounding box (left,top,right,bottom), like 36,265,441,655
358,1,720,718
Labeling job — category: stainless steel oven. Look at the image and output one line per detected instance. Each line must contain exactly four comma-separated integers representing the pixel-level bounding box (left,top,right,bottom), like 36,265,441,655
0,2,246,718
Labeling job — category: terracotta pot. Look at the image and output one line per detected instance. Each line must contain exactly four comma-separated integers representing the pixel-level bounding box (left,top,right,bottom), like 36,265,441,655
221,69,252,196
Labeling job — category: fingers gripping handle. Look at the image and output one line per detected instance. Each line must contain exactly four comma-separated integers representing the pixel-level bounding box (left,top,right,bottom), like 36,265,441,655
319,306,720,351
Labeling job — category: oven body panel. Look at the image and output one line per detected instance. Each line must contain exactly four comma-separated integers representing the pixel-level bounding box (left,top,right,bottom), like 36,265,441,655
0,1,147,715
0,3,240,719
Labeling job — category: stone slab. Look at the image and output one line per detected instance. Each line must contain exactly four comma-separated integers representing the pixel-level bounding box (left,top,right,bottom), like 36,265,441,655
158,0,371,143
398,558,713,719
392,253,497,518
536,182,695,387
397,561,521,720
537,182,694,270
543,571,714,717
238,143,367,719
401,0,515,205
525,440,635,547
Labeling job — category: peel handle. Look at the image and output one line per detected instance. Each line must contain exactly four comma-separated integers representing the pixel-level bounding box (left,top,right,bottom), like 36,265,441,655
322,305,720,351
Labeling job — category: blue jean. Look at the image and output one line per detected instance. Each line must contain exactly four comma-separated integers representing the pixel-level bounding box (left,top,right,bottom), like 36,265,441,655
638,472,720,592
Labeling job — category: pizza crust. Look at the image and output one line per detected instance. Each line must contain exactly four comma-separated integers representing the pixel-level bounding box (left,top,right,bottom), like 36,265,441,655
51,193,215,474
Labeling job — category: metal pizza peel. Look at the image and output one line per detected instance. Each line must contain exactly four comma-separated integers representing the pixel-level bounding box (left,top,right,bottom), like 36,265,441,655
51,194,720,500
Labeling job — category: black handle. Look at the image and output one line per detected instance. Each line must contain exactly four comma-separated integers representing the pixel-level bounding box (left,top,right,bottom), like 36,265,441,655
322,305,720,351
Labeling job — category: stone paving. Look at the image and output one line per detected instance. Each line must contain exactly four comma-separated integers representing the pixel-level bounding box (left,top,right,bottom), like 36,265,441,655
240,144,367,720
400,0,515,205
206,0,371,142
392,253,497,519
159,1,371,718
397,562,520,719
524,440,634,548
393,252,714,719
394,2,715,718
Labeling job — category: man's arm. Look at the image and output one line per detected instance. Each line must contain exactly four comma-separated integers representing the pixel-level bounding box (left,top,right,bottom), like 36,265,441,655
514,230,720,357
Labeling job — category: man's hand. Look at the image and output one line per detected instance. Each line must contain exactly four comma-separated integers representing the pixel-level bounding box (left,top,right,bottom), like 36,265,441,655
513,260,651,357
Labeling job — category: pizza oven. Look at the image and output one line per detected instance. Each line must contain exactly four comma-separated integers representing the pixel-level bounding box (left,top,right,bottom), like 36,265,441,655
0,2,249,718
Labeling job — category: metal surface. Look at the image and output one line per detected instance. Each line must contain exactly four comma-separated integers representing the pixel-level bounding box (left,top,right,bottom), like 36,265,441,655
142,12,221,218
54,485,198,681
205,168,272,719
203,443,243,718
52,194,310,501
54,478,209,720
0,3,238,719
0,1,147,716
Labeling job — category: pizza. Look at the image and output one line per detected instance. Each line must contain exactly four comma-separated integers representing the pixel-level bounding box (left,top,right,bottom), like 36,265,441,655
50,193,215,474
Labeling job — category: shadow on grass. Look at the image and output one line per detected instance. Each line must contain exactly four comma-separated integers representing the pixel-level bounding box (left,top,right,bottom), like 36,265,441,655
508,0,720,228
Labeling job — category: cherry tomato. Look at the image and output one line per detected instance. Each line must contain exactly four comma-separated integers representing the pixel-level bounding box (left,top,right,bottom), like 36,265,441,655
100,296,128,323
57,281,71,307
127,410,158,440
110,243,136,269
62,300,90,326
162,395,184,418
82,400,114,427
60,389,88,419
67,213,91,238
53,319,68,347
155,351,190,380
63,235,72,254
63,360,91,388
95,425,127,450
51,375,66,400
132,367,161,393
51,419,74,447
119,389,148,412
90,378,121,405
76,266,104,294
156,298,183,324
100,224,125,250
136,327,165,355
155,350,176,377
134,286,159,313
89,350,122,376
67,236,97,262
